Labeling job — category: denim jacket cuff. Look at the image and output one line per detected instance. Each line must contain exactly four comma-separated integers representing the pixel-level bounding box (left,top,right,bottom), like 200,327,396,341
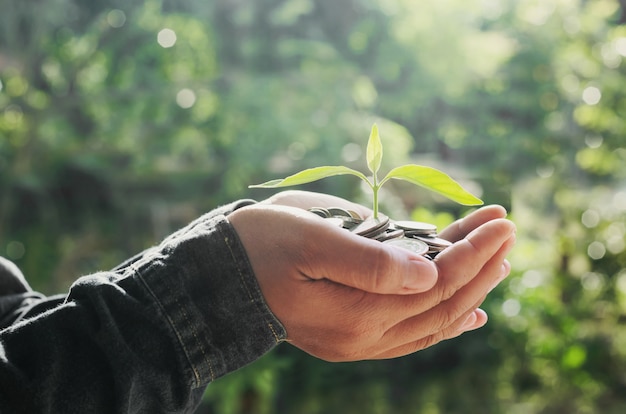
132,211,287,386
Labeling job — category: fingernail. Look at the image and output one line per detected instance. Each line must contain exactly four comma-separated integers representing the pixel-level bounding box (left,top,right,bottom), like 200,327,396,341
460,312,478,330
489,262,511,293
404,259,438,292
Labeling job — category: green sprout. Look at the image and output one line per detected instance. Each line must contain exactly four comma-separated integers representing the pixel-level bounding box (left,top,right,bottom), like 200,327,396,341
250,123,483,218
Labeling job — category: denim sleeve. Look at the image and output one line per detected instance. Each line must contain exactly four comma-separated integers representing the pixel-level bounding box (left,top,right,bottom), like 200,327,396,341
0,201,287,413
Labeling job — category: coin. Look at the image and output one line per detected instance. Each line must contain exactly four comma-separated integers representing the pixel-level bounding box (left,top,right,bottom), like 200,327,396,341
339,216,363,230
413,235,452,249
309,207,331,218
327,207,353,218
375,228,404,242
383,238,429,256
346,210,362,220
309,207,450,260
393,221,438,236
353,215,390,238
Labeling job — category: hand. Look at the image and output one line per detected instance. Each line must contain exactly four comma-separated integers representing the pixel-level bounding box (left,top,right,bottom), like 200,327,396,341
229,194,515,361
377,204,515,358
259,189,372,219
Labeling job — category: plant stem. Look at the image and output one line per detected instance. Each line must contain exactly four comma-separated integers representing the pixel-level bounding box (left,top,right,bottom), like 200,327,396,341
371,171,379,219
373,185,379,219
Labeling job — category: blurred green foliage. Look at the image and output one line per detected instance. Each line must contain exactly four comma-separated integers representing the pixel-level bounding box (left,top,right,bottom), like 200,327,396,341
1,0,626,412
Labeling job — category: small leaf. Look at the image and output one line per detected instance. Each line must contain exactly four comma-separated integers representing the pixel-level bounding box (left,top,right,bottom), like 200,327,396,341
380,165,483,205
249,166,369,188
366,123,383,175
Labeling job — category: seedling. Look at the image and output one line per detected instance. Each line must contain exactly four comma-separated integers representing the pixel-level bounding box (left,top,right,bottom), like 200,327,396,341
250,123,483,218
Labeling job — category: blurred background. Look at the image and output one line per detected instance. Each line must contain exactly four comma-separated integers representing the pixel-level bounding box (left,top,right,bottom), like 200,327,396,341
1,0,625,412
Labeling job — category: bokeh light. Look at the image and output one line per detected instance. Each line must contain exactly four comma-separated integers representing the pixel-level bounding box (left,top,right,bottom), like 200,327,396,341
176,88,196,108
157,28,177,48
106,9,126,28
582,86,602,105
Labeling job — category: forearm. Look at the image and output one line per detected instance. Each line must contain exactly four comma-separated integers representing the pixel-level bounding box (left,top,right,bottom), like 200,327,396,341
0,201,286,413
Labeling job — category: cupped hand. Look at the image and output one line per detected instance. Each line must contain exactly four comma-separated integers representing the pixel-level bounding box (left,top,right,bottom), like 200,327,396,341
372,205,515,358
228,195,515,362
260,190,373,219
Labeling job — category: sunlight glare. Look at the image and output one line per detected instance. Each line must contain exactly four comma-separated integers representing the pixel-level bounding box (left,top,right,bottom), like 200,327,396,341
582,86,601,105
587,241,606,260
584,135,603,148
107,9,126,28
502,299,521,317
287,142,306,161
341,143,362,163
615,37,626,57
616,270,626,294
581,209,600,228
536,165,554,178
521,269,544,288
581,272,604,291
176,88,196,108
158,28,177,48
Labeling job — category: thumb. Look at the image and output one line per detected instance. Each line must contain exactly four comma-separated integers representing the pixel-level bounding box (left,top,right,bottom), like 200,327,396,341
229,203,438,295
304,224,439,294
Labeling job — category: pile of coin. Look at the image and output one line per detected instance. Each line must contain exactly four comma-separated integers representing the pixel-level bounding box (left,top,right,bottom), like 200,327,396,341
308,207,452,259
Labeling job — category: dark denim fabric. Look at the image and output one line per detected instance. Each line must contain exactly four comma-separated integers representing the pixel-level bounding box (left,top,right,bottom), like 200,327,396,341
0,200,287,413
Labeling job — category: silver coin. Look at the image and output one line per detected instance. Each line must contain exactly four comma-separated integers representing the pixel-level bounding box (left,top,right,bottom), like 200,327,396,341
413,235,452,248
353,215,390,238
375,228,404,242
339,216,363,230
309,207,331,218
347,210,363,220
393,220,438,234
360,223,390,239
383,238,429,256
328,207,353,218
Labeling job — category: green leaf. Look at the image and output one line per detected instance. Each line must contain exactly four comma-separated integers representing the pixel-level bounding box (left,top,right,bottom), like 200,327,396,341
380,164,483,205
366,123,383,175
249,166,369,188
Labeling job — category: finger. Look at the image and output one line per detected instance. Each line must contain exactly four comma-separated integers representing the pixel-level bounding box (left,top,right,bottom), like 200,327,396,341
305,225,439,294
461,308,489,331
231,204,436,295
372,235,515,359
337,220,515,332
439,205,508,243
371,308,489,360
367,219,514,325
433,219,516,303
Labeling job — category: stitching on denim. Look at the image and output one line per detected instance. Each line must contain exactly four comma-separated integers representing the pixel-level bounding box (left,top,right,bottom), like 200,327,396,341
266,321,281,343
130,255,216,386
177,292,216,383
219,223,283,344
165,263,215,383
